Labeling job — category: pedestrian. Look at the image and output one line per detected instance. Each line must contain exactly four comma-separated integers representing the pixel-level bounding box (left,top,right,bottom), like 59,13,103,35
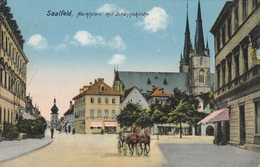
100,128,104,135
50,127,54,138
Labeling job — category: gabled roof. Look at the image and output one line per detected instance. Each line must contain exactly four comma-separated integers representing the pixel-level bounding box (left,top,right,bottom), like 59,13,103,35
148,86,171,97
121,86,147,102
64,104,74,116
195,91,210,110
73,79,120,100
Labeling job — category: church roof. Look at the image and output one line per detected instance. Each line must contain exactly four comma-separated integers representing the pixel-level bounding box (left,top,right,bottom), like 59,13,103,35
118,71,192,95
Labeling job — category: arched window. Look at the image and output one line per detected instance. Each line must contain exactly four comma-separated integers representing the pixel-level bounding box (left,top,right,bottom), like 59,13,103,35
199,69,205,83
200,57,203,66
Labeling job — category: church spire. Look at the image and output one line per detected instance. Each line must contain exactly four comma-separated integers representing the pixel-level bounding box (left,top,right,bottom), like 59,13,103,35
183,0,191,64
195,0,205,55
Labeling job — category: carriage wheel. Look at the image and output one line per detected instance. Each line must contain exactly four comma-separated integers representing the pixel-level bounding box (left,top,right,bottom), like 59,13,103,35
123,143,127,156
117,141,122,154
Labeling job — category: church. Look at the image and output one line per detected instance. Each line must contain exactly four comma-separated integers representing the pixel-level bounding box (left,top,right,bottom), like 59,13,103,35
113,0,214,99
113,1,214,135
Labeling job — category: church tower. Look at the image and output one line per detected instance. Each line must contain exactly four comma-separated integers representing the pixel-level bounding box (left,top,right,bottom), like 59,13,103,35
179,2,191,73
189,0,211,95
112,68,125,98
50,98,59,128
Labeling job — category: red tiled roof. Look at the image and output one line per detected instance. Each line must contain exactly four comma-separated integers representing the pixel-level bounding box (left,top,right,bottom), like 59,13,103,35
199,108,229,124
148,86,171,97
73,79,120,100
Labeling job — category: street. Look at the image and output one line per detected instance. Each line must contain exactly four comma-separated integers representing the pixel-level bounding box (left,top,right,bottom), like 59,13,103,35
0,131,259,167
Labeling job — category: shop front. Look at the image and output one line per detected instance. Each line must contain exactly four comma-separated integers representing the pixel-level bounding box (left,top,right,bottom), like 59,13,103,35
89,122,102,134
104,121,117,134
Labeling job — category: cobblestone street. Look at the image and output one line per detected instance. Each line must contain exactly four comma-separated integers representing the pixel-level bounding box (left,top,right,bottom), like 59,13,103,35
0,131,168,167
1,131,259,167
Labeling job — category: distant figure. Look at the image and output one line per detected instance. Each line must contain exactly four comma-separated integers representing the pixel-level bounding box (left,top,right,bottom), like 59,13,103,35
72,128,75,135
50,127,54,138
100,128,104,135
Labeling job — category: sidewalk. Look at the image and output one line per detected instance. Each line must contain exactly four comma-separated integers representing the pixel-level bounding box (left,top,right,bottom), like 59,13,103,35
0,131,53,163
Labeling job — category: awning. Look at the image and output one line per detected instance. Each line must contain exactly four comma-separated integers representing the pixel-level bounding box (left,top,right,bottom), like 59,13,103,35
199,108,229,124
104,122,117,127
89,122,102,127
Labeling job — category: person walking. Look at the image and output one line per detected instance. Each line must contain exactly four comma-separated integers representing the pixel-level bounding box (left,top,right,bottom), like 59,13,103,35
51,127,54,138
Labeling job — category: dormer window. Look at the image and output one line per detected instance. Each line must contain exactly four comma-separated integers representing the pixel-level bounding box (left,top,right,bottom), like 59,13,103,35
163,78,168,85
147,78,151,85
99,85,104,91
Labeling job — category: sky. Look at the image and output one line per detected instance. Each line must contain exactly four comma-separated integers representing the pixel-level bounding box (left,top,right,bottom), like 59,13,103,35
6,0,227,120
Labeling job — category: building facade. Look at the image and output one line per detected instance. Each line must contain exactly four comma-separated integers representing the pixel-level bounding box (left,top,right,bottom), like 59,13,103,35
211,0,260,151
73,78,121,134
0,1,28,127
63,101,74,133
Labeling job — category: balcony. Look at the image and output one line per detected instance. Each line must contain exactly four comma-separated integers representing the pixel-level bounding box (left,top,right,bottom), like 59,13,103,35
215,65,260,98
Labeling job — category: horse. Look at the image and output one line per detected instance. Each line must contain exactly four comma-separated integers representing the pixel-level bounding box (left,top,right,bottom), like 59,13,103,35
125,126,141,156
139,127,151,156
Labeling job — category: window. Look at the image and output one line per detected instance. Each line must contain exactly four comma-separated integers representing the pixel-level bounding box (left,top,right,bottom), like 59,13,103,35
227,59,232,82
200,57,203,66
163,78,168,85
112,110,116,117
147,78,151,85
221,61,226,86
243,46,248,72
242,0,247,21
90,97,94,103
98,109,102,117
199,69,205,83
98,97,101,103
100,85,104,91
228,17,231,39
105,97,108,104
235,54,240,77
253,0,257,9
222,24,226,45
217,33,220,51
90,109,94,117
216,65,220,89
235,6,239,30
112,98,116,104
255,101,260,134
104,110,109,117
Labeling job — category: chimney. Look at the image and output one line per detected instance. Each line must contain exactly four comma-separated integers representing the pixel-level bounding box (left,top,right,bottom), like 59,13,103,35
89,82,92,85
98,78,104,82
70,101,72,110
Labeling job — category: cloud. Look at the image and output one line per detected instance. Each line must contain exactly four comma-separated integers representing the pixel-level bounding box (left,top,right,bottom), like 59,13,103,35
96,4,125,13
108,36,126,51
73,30,105,46
72,31,126,51
107,54,126,65
27,34,48,50
138,7,169,33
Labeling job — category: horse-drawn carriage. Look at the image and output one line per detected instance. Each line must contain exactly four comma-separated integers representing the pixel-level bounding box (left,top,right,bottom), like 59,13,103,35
117,127,150,157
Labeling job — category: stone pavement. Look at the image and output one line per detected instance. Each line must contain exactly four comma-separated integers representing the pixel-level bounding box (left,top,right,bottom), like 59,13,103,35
0,130,53,163
0,132,259,167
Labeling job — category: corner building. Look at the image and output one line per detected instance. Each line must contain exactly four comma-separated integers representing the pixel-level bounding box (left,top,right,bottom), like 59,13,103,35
211,0,260,151
0,1,28,126
73,78,120,134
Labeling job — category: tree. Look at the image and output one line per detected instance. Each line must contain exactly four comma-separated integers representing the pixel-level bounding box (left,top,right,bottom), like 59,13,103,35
116,102,144,128
167,88,202,138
